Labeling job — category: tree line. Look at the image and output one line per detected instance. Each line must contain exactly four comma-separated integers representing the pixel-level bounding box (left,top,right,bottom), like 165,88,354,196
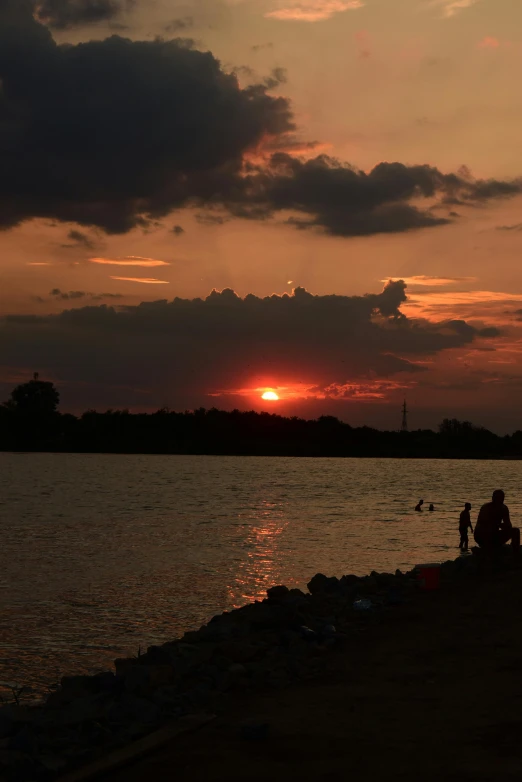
1,375,521,458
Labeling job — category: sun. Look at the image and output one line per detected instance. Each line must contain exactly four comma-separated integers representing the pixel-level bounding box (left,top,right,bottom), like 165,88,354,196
261,391,279,401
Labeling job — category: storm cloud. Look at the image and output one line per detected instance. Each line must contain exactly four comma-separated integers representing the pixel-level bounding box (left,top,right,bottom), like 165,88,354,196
0,2,520,238
234,155,522,237
34,0,132,28
0,1,293,233
1,282,500,410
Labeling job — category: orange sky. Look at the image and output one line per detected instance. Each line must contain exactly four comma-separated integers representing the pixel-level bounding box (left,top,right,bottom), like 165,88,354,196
2,0,522,431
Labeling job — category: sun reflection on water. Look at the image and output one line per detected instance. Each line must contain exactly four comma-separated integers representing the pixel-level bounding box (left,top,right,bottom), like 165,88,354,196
227,499,289,608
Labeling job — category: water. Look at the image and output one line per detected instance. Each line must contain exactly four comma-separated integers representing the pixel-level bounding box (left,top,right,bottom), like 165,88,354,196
1,453,520,698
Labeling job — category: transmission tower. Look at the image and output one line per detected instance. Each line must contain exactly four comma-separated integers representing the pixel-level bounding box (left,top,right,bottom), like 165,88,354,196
401,399,408,432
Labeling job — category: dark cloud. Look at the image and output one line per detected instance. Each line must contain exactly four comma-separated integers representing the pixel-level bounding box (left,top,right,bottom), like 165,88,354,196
0,4,520,240
228,155,522,237
252,43,274,52
34,0,133,28
172,225,185,235
163,16,194,34
0,1,293,234
60,229,98,250
195,213,229,226
50,288,87,300
48,288,123,301
1,281,499,411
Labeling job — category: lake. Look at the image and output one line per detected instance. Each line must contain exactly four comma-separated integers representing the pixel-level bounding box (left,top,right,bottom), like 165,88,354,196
1,453,520,698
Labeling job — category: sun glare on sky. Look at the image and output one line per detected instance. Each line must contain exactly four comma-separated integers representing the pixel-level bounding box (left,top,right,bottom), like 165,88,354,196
261,391,279,401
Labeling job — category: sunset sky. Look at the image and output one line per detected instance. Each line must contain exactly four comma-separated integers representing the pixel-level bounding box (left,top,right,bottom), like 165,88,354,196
1,0,522,431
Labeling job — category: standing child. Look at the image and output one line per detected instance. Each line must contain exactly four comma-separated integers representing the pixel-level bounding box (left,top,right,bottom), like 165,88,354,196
459,503,473,550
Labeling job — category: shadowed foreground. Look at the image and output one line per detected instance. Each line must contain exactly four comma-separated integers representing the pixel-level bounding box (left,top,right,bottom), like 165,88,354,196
102,565,522,782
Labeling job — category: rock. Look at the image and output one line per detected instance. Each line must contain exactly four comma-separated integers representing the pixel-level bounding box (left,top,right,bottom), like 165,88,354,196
242,603,281,627
46,694,108,727
307,573,340,595
0,707,37,740
36,753,68,773
321,624,336,637
147,665,176,689
266,585,289,602
145,646,173,665
92,671,119,692
59,675,99,698
118,694,160,725
7,726,36,754
0,712,13,741
123,665,151,694
0,749,25,769
356,576,378,595
114,658,137,677
299,626,317,642
219,641,259,663
228,664,247,676
240,721,270,741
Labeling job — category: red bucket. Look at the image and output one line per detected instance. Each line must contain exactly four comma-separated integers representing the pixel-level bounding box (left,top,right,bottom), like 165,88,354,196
415,563,441,591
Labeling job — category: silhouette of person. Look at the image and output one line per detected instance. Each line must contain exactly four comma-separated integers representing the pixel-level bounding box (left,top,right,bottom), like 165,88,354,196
415,499,424,512
429,504,435,512
459,503,472,550
474,490,520,556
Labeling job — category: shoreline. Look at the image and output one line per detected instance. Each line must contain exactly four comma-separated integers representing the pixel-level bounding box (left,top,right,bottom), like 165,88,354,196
2,450,522,460
0,550,503,782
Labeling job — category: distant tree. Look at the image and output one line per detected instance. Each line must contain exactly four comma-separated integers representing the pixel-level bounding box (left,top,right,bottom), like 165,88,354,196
7,373,60,415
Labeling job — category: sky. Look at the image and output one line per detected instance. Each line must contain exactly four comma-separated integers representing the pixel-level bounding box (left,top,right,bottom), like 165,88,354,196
1,0,522,432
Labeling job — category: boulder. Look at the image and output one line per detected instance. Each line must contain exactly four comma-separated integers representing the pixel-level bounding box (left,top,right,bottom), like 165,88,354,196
266,585,289,603
219,641,260,663
59,675,99,699
114,658,136,677
307,573,340,595
228,664,247,676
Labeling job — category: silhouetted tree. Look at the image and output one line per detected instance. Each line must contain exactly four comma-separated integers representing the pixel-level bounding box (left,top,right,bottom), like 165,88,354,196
7,373,60,415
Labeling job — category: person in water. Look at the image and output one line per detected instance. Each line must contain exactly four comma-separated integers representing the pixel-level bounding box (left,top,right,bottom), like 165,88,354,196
415,499,424,512
474,490,520,555
429,504,435,512
459,503,472,550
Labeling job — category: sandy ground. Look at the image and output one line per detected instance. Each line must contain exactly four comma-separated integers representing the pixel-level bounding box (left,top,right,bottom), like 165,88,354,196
104,565,522,782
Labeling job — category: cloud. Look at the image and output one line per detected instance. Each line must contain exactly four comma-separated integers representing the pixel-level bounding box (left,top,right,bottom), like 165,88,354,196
50,288,86,300
496,223,522,231
252,42,274,52
163,16,194,34
0,3,519,240
265,0,363,22
89,256,170,267
47,288,123,301
172,225,185,236
109,276,170,283
1,281,499,411
0,2,293,234
61,229,98,250
27,262,53,266
34,0,133,28
195,214,230,226
427,0,479,18
383,276,478,287
232,155,522,237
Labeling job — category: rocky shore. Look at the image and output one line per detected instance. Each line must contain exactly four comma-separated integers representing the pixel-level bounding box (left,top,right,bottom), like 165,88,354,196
0,553,489,782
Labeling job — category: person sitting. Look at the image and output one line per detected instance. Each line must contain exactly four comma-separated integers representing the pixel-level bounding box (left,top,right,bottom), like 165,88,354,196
474,490,520,556
429,503,435,512
459,503,472,550
415,499,424,512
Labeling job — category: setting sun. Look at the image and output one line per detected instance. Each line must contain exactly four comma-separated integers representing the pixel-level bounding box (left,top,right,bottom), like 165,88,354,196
262,391,279,401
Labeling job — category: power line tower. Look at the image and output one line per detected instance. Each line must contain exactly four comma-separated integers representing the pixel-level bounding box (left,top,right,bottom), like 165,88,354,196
401,399,408,433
